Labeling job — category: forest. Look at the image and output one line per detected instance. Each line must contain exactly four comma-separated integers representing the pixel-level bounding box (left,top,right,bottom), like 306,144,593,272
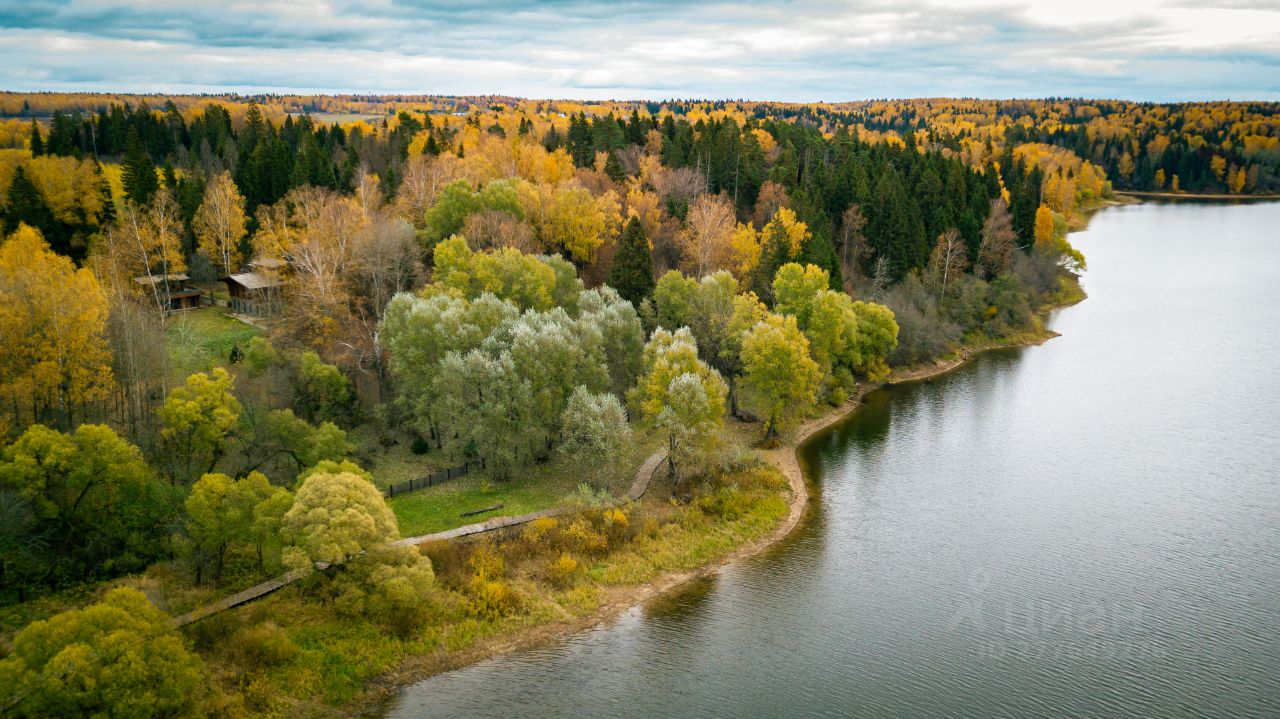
0,91,1161,715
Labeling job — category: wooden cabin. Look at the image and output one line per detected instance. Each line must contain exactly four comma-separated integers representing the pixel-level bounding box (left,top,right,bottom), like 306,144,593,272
134,273,203,313
221,259,284,318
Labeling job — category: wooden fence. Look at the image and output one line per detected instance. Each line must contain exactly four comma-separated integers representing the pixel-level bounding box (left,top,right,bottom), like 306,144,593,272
384,460,478,497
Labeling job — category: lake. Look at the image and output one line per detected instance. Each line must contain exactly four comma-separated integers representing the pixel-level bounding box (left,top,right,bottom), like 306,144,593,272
382,201,1280,718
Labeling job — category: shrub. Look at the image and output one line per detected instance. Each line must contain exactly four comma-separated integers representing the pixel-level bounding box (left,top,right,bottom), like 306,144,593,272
565,483,614,509
559,518,608,557
696,486,753,521
467,541,506,581
467,578,520,621
640,516,662,539
601,507,632,546
410,435,432,455
521,516,559,544
547,553,580,587
234,621,299,666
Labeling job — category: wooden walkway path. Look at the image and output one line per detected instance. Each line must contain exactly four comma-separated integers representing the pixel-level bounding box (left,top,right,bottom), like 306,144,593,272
170,568,309,627
171,447,667,627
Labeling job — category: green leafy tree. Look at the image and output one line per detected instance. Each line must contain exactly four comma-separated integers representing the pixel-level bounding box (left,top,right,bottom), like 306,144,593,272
719,290,770,415
282,470,399,569
508,310,610,455
577,286,646,399
184,470,291,583
422,179,523,246
559,387,632,490
606,216,655,306
432,348,536,479
380,291,519,447
652,270,698,331
848,300,899,380
236,408,352,477
157,368,241,484
630,328,727,484
294,351,352,424
771,262,830,327
0,424,165,590
0,587,205,718
739,313,821,437
184,472,242,584
682,271,739,369
430,235,560,311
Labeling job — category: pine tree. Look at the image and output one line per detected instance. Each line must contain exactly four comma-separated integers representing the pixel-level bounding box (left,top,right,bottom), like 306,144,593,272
866,168,926,280
2,166,57,243
604,150,624,181
95,170,116,227
28,120,43,156
607,217,655,306
121,127,158,205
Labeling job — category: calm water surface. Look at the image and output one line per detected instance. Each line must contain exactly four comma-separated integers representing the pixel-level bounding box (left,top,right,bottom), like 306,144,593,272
383,201,1280,718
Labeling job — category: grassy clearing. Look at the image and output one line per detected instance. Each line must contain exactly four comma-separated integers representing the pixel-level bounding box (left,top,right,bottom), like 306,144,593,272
385,430,660,537
186,459,788,716
165,306,262,381
287,111,387,124
347,425,458,490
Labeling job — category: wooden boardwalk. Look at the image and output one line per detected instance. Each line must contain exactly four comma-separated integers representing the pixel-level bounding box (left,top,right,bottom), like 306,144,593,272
171,568,309,627
171,447,667,627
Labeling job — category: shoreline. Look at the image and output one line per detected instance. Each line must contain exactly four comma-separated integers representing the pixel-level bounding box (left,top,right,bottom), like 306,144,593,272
1115,190,1279,202
355,298,1078,715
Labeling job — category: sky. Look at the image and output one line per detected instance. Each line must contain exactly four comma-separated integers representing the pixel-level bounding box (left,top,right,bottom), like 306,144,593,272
0,0,1278,102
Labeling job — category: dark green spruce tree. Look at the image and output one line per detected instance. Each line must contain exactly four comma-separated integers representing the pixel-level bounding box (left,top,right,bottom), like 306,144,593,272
28,121,43,156
607,216,655,306
121,127,158,205
2,166,57,244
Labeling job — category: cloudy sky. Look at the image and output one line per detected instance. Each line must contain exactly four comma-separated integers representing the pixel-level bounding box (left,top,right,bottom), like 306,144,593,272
1,0,1277,101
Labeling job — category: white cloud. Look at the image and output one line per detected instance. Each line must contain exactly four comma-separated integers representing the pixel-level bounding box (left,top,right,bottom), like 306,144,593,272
0,0,1275,100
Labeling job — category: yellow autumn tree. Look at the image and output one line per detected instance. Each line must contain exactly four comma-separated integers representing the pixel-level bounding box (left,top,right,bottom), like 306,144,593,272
192,170,247,276
1033,206,1055,248
763,207,809,257
730,223,761,279
100,189,187,316
0,224,113,435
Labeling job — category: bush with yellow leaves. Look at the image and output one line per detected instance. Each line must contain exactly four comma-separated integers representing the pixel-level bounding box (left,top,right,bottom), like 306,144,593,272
559,517,608,557
547,553,580,587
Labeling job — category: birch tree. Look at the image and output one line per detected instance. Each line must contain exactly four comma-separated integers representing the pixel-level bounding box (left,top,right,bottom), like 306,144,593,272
192,170,247,276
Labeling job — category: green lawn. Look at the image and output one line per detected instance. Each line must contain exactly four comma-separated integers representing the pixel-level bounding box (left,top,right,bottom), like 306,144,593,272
388,474,569,537
165,306,263,380
386,430,660,538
